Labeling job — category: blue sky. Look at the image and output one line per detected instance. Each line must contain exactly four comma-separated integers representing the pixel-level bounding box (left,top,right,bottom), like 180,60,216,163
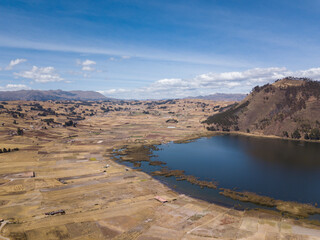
1,0,320,99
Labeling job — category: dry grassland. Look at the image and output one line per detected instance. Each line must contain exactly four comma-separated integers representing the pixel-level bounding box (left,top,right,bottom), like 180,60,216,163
0,100,319,239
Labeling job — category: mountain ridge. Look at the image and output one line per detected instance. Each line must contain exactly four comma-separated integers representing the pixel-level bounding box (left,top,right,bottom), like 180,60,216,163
0,89,109,101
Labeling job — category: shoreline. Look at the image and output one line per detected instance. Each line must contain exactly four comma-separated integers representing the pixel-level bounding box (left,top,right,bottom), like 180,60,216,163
112,130,320,223
2,99,320,239
207,130,320,144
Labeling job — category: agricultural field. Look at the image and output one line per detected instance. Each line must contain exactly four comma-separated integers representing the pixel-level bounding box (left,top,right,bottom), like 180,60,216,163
0,99,319,239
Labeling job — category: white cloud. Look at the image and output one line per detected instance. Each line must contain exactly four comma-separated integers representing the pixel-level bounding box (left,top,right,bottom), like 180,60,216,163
77,59,96,71
98,88,128,94
82,59,96,65
14,66,63,83
108,56,131,62
5,58,27,70
0,84,31,91
98,67,320,99
82,66,95,71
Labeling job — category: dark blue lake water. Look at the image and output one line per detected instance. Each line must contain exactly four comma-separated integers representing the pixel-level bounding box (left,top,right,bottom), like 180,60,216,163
118,135,320,210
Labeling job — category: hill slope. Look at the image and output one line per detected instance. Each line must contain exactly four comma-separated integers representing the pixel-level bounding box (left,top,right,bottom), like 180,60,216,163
0,90,108,101
203,77,320,140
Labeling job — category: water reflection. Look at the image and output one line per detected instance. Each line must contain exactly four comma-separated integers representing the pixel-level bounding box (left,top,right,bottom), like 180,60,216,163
148,135,320,204
234,135,320,170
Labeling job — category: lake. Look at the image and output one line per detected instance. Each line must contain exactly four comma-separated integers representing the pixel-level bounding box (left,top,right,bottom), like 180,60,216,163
117,134,320,210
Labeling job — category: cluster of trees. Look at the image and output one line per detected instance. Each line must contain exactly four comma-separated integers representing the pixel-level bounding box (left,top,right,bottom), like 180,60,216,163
304,128,320,140
291,129,301,139
203,101,249,127
30,103,56,116
206,125,240,132
42,118,55,125
100,106,111,112
64,120,77,127
280,79,320,116
252,83,276,94
8,110,25,119
253,79,320,121
283,128,320,140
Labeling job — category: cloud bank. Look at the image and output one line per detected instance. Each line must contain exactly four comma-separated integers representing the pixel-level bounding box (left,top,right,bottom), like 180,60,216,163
14,66,63,83
98,67,320,99
0,84,30,91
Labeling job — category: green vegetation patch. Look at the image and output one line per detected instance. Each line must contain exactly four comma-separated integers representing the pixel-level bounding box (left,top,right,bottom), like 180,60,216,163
114,144,159,163
152,168,217,189
219,188,320,219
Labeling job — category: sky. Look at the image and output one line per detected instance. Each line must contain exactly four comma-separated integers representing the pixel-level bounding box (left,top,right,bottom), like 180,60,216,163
1,0,320,99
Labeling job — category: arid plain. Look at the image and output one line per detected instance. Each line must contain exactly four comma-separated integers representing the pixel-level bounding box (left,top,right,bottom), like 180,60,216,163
1,99,320,240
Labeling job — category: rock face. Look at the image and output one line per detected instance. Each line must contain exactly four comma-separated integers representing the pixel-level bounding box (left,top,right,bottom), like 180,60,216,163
204,77,320,140
0,89,108,101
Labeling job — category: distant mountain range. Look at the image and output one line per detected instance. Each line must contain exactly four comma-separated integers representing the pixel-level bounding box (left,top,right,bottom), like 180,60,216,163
204,77,320,140
0,90,108,101
186,93,246,101
0,90,247,102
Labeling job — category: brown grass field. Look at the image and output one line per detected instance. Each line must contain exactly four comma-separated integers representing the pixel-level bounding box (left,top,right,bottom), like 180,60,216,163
0,99,320,239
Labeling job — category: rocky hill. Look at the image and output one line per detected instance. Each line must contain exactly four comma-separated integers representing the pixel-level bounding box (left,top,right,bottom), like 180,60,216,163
203,77,320,140
0,90,108,101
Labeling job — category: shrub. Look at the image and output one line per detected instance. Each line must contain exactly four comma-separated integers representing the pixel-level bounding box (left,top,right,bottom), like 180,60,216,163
291,129,301,139
222,127,230,132
166,119,178,123
17,128,24,136
309,128,320,140
64,120,76,127
207,126,216,131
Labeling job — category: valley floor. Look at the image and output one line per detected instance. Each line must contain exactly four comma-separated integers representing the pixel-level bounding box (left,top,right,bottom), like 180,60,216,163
0,100,320,239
